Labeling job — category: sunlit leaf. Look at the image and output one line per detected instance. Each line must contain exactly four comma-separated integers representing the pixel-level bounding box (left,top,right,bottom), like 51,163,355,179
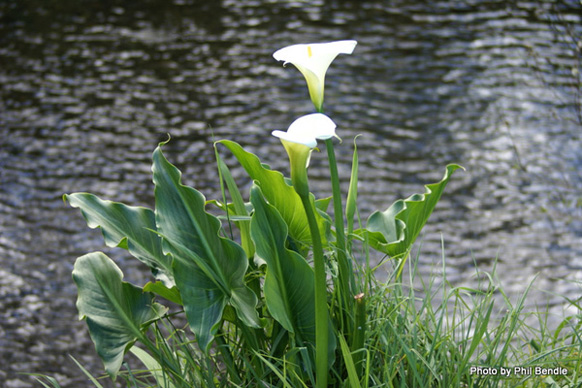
315,196,332,212
65,193,173,286
346,136,360,236
360,164,463,258
215,146,255,258
72,252,167,378
143,281,182,305
218,140,330,249
152,141,260,352
130,347,177,388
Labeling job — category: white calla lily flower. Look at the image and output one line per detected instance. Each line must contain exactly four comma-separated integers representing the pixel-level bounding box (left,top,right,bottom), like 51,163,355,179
272,113,337,148
273,40,357,112
272,113,337,195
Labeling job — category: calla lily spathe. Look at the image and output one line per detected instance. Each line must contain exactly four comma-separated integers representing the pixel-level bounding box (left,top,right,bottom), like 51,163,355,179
272,113,338,148
272,113,337,195
273,40,357,112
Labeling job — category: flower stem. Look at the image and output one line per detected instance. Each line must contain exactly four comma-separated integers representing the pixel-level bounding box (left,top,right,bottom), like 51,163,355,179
299,192,328,388
324,138,353,332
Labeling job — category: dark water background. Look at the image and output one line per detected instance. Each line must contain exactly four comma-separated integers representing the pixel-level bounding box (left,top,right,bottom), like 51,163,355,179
1,0,582,386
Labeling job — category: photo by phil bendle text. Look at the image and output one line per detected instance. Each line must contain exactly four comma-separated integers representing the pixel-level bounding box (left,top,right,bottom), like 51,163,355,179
470,366,569,377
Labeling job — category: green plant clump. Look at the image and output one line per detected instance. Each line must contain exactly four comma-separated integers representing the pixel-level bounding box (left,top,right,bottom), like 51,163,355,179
39,41,580,387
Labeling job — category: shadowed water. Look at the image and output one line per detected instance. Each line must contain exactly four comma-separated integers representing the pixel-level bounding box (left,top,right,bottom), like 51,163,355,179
1,0,581,386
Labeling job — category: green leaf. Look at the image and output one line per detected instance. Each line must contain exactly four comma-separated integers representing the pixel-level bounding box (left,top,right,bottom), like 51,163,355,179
130,347,177,388
249,185,316,341
69,356,106,388
250,186,336,366
215,145,255,258
346,136,360,236
31,375,63,388
143,281,183,305
72,252,167,378
338,334,362,388
218,140,329,248
362,164,463,258
315,196,332,212
65,193,173,287
206,199,253,216
152,142,260,352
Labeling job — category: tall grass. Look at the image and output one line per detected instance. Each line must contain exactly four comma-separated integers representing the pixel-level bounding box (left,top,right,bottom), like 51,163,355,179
361,243,581,388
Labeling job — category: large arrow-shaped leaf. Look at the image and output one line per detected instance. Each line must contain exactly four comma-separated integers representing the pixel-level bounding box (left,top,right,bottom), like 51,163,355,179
250,185,316,340
65,193,173,286
72,252,167,378
218,140,330,248
250,186,336,366
361,164,463,258
152,142,260,351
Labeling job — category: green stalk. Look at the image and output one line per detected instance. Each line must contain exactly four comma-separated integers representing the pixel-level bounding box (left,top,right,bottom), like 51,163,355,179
351,293,367,378
299,192,329,388
324,138,353,331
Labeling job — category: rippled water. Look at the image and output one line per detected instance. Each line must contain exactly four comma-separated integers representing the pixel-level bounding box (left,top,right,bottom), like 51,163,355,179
1,0,582,386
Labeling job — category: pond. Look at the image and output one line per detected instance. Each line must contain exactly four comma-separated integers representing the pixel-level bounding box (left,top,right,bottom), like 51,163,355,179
1,0,581,386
